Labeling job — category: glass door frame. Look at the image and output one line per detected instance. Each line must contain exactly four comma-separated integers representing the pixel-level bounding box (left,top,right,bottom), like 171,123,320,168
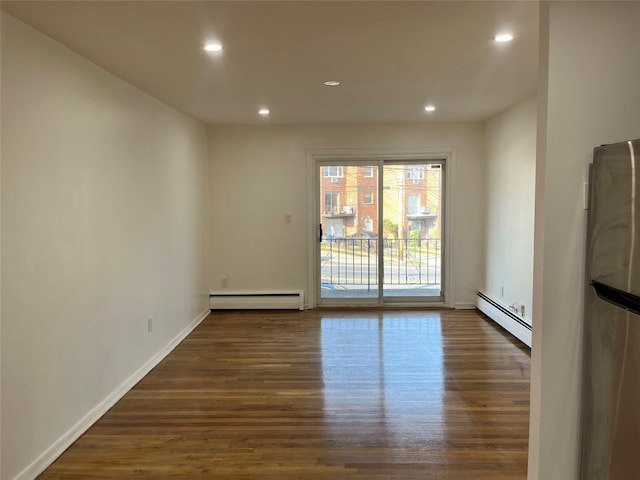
310,151,450,308
316,159,381,306
382,159,446,304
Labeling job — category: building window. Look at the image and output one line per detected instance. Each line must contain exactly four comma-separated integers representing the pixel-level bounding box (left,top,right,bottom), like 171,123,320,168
407,166,424,181
363,166,374,178
409,220,424,231
324,166,344,178
408,194,420,215
324,192,339,215
364,192,374,204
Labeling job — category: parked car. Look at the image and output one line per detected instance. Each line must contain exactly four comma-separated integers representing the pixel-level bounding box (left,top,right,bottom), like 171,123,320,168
348,231,377,240
345,231,380,250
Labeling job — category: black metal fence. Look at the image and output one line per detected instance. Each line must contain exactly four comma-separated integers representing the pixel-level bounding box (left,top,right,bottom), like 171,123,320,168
321,238,441,286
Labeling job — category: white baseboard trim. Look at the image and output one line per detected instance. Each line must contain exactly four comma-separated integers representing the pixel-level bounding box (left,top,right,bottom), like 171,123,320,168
476,292,531,348
12,308,210,480
454,301,476,309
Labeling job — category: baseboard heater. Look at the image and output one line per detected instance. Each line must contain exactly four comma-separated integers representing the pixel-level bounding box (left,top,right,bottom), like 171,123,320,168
476,291,531,347
209,291,304,310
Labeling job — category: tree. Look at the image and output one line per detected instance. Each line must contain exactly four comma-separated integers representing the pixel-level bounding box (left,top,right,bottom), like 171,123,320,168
383,218,398,238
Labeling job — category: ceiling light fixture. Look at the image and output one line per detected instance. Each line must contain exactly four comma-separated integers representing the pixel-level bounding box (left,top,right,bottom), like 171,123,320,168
494,33,514,43
259,108,270,116
323,80,341,86
204,43,223,52
424,105,436,112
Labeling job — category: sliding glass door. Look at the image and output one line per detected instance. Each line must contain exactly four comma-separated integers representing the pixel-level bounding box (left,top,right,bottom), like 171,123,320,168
382,162,443,301
318,164,379,301
317,160,444,305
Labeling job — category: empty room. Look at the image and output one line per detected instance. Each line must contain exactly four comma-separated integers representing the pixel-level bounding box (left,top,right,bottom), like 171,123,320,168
1,1,639,479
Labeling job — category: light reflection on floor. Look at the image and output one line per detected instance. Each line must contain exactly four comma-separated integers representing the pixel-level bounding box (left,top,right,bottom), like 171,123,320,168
320,314,444,446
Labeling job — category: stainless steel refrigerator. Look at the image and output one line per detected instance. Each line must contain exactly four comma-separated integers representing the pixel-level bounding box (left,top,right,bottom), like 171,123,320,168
582,138,640,479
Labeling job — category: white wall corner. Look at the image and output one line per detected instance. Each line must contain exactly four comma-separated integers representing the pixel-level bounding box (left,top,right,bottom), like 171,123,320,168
454,301,476,309
10,308,210,480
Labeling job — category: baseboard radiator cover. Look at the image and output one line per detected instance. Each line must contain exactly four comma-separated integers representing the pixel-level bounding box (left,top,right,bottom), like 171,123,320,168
476,291,531,347
210,291,304,310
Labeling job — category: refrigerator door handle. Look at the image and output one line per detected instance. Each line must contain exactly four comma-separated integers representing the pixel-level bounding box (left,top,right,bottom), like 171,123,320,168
592,281,640,316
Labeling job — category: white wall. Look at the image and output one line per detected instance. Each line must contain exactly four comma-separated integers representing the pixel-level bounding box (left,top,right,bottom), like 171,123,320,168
208,123,485,308
482,95,537,323
1,14,210,479
530,2,640,479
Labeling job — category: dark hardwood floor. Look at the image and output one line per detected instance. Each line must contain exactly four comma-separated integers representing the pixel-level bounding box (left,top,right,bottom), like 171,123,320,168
38,309,530,479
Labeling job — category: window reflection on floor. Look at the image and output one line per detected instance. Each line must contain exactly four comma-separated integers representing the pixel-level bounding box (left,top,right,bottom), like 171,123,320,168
320,314,444,446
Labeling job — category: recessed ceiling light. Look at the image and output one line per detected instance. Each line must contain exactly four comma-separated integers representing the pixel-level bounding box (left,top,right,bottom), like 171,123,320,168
494,33,514,43
259,108,270,116
204,43,223,52
323,80,341,86
424,105,436,112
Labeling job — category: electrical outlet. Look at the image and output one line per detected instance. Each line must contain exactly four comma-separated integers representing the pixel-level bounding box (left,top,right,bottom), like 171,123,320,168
147,317,153,333
500,286,505,297
221,275,229,288
285,213,292,223
520,304,525,317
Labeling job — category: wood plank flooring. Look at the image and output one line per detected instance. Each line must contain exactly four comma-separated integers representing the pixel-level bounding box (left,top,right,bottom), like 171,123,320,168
38,309,530,479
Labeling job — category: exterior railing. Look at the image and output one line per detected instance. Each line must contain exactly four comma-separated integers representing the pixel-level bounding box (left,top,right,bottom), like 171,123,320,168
320,237,441,287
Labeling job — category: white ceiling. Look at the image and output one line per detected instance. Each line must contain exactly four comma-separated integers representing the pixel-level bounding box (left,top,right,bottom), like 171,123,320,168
1,1,539,125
